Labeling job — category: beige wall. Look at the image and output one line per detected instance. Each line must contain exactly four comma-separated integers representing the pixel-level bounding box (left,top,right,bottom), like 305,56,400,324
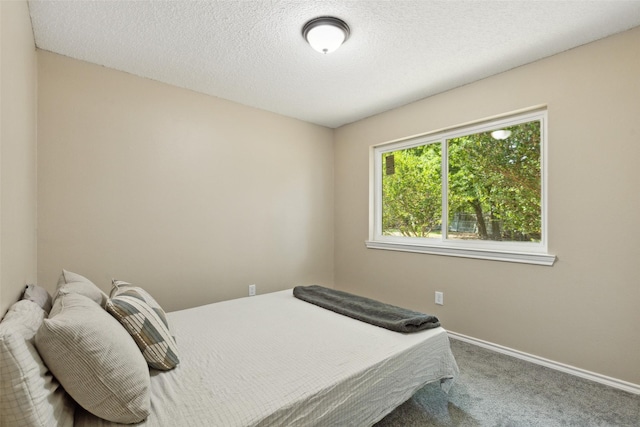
334,27,640,385
0,1,38,317
37,51,334,311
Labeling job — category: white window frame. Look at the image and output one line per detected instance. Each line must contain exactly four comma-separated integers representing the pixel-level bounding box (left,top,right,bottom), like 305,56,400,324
366,107,556,266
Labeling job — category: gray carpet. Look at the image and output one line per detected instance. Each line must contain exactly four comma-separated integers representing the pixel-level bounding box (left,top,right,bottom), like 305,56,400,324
375,339,640,426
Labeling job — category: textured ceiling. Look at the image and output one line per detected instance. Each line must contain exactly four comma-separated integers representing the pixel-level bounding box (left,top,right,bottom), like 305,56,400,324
28,1,640,128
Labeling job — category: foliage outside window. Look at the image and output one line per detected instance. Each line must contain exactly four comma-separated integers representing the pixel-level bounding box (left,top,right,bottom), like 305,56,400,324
368,109,555,265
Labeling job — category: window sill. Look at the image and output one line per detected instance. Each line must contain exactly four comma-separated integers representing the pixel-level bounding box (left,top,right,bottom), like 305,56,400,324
364,240,556,266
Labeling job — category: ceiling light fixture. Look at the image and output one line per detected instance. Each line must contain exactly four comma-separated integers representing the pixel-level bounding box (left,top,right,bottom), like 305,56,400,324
302,17,350,54
491,129,512,140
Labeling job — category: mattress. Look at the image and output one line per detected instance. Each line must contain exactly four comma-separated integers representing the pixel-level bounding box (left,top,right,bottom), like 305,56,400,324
75,289,458,426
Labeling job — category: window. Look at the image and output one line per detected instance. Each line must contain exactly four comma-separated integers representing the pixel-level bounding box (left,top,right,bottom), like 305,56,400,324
367,108,555,265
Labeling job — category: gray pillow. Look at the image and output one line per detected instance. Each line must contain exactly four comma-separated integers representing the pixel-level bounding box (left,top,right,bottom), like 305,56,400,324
23,284,53,314
35,292,150,423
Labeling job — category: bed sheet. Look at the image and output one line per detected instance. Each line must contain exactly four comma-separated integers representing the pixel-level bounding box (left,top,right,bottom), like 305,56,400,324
75,289,458,426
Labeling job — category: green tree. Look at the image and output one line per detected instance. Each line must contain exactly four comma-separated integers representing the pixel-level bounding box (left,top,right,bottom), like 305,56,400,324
382,144,441,237
448,121,541,241
381,121,541,242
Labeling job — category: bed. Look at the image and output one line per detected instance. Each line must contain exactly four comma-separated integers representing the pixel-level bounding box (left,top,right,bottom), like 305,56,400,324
0,273,459,427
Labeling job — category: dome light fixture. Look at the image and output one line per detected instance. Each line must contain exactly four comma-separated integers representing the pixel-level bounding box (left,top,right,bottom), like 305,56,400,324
302,17,350,54
491,129,512,140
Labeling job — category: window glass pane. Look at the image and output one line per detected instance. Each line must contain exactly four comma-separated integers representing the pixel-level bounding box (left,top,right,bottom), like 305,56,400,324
381,143,442,237
447,120,541,242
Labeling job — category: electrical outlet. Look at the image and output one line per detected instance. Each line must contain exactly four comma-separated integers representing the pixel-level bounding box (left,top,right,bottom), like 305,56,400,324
435,291,444,305
249,284,256,296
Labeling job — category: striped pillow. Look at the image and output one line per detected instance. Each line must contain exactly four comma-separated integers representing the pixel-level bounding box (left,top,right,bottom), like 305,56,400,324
35,293,150,424
106,280,179,370
54,269,108,308
0,300,75,427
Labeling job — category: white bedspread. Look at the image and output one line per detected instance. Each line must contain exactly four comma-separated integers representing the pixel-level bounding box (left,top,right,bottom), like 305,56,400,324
75,289,458,426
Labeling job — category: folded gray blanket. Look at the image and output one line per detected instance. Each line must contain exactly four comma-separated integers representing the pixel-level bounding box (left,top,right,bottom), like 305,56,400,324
293,285,440,333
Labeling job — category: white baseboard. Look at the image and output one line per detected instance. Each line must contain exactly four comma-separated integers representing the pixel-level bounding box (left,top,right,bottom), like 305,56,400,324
447,331,640,395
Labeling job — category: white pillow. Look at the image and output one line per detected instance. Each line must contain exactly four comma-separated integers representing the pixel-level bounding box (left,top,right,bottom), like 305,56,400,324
0,300,75,427
53,269,108,307
35,292,150,423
